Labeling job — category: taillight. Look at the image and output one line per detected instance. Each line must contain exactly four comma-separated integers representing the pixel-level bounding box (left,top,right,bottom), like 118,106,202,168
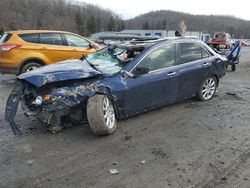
0,44,22,52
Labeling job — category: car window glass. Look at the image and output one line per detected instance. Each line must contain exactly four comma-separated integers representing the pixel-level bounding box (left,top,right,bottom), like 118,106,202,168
135,43,176,72
180,43,209,64
19,33,39,43
0,33,12,43
202,48,209,58
64,34,90,48
39,33,63,46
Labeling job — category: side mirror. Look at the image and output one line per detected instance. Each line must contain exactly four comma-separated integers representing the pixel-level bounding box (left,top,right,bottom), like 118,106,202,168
120,70,134,78
89,43,94,49
133,66,149,76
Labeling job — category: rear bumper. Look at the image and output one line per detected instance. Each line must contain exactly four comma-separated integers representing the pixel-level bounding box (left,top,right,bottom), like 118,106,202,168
0,65,19,75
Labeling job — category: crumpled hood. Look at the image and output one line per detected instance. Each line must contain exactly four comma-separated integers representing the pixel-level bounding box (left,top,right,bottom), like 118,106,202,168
18,59,102,87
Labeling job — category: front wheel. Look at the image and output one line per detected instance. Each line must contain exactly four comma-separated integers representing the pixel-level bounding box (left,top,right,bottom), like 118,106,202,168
21,62,42,74
196,76,217,101
87,95,117,136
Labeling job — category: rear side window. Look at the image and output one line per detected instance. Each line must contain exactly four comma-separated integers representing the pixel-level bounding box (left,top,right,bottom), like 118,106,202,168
19,34,39,43
64,34,90,48
180,43,210,64
0,33,12,43
39,33,63,46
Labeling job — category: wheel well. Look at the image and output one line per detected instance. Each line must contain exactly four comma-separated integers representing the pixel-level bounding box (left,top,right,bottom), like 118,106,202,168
213,75,219,86
19,59,45,74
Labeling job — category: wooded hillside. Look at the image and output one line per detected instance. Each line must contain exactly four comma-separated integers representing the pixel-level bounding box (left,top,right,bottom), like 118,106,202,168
0,0,125,36
127,10,250,38
0,0,249,38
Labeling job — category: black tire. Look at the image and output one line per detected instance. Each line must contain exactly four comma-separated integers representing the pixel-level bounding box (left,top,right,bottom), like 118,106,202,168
231,64,236,72
196,76,217,101
87,95,117,136
21,61,42,74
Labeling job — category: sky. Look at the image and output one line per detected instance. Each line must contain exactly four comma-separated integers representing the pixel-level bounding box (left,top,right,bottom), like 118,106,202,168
78,0,250,21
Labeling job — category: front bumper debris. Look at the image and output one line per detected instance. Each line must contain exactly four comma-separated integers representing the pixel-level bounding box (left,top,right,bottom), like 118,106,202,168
5,82,24,135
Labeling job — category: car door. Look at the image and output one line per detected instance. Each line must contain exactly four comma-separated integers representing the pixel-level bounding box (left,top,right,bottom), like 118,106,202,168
38,33,73,64
176,42,214,101
122,43,180,116
63,34,95,58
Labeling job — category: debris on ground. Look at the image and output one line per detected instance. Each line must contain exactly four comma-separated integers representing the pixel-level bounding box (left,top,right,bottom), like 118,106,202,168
27,160,35,166
108,169,119,175
112,162,118,165
125,135,132,141
151,148,168,159
226,92,237,96
140,160,146,164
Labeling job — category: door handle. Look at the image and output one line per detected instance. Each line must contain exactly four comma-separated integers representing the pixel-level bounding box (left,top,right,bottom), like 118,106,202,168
167,72,177,77
203,62,211,67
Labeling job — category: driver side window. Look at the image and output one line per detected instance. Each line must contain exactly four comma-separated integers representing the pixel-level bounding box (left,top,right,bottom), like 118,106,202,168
134,43,176,73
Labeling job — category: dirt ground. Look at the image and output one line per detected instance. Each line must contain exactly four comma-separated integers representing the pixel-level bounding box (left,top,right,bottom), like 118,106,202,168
1,48,250,188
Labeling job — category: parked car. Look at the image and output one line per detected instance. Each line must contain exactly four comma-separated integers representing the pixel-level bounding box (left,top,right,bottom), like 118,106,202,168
5,38,227,136
0,30,100,74
206,32,234,49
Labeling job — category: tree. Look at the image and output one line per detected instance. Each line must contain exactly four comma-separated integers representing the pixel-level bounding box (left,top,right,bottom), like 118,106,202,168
75,11,84,34
87,15,96,35
142,21,150,30
0,28,4,35
108,17,115,31
161,20,167,30
36,18,42,29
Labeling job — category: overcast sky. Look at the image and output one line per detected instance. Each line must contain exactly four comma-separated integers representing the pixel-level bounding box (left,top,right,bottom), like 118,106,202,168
79,0,250,21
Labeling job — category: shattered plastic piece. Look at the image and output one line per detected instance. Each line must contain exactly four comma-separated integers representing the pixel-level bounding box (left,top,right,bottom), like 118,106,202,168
108,169,119,175
27,159,35,165
140,160,146,164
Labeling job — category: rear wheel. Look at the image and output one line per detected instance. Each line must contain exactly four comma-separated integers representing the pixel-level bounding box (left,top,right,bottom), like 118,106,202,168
87,95,117,136
21,61,42,74
231,64,236,72
196,76,217,101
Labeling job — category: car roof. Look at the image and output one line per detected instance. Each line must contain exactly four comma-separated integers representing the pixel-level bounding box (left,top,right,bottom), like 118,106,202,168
5,30,78,35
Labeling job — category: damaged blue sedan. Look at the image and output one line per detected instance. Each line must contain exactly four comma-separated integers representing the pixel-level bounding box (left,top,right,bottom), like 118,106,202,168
5,37,226,136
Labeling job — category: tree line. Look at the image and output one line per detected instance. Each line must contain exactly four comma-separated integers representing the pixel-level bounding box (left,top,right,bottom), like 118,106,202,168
0,0,250,38
127,10,250,38
0,0,125,36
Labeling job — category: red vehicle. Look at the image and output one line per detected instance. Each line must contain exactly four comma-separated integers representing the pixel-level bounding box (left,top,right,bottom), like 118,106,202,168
206,32,234,49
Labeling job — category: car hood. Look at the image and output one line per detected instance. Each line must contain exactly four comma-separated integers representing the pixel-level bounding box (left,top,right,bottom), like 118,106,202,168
18,59,102,87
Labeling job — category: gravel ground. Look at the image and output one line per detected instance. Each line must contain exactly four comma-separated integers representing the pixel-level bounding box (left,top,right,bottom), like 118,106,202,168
0,48,250,188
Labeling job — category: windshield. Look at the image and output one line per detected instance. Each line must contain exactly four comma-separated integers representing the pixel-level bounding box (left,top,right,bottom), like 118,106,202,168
86,47,127,75
214,33,225,39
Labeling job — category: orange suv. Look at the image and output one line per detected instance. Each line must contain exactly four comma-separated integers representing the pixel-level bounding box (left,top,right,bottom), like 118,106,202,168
0,30,100,74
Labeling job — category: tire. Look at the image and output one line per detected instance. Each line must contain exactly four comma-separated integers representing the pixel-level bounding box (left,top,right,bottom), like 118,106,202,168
21,61,42,74
231,64,236,72
87,95,117,136
196,76,217,101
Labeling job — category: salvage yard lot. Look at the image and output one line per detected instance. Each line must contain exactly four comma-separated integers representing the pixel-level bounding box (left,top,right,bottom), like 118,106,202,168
0,48,250,188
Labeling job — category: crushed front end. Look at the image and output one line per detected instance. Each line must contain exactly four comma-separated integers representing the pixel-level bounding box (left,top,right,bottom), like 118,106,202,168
5,80,97,135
